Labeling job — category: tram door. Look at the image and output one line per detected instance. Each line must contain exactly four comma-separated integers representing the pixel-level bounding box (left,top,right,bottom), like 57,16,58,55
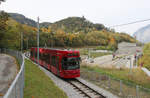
56,55,60,75
51,55,59,75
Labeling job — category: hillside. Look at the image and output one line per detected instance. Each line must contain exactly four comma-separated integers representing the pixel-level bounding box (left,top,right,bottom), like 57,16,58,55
8,13,106,33
133,24,150,43
40,22,52,28
9,13,37,27
0,12,37,49
49,17,106,33
0,12,136,50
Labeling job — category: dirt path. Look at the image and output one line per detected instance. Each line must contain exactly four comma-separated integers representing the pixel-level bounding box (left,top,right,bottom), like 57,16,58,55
0,54,18,97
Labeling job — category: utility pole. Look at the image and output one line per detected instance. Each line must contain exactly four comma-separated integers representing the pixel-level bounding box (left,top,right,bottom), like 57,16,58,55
37,17,40,64
51,32,54,48
21,32,23,53
27,38,28,50
129,56,132,74
88,49,90,59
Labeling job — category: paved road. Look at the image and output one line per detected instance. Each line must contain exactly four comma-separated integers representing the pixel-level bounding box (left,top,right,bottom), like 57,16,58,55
82,43,142,68
0,54,18,97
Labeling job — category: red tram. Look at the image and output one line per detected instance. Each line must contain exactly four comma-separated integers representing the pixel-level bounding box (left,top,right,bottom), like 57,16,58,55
30,47,80,78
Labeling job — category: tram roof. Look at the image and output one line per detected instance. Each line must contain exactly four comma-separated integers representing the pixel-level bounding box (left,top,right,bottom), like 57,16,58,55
31,47,79,52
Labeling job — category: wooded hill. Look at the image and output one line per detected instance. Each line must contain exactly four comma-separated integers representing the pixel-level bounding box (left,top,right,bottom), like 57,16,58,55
9,13,106,32
9,13,37,27
0,12,136,51
48,16,106,33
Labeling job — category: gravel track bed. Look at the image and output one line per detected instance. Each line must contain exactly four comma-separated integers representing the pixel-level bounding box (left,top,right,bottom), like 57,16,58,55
25,56,118,98
77,78,118,98
25,57,83,98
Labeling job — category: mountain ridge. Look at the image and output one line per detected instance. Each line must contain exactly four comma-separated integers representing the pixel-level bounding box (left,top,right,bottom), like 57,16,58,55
8,13,107,33
9,13,37,27
134,24,150,43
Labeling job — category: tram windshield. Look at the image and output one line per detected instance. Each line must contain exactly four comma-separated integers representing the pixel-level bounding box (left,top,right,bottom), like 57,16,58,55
62,57,81,70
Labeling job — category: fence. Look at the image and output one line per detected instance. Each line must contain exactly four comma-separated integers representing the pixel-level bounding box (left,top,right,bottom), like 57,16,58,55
80,69,150,98
0,48,24,98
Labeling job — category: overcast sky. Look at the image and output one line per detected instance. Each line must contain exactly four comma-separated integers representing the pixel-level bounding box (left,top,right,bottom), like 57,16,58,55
1,0,150,35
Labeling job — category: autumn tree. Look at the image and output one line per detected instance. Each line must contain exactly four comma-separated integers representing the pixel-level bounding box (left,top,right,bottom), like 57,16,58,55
0,11,9,42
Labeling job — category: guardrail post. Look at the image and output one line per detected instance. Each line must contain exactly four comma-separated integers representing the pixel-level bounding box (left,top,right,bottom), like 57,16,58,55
92,73,95,81
136,85,139,98
119,80,122,95
99,74,101,82
19,74,21,98
107,76,111,88
5,48,6,53
15,83,17,98
21,72,23,98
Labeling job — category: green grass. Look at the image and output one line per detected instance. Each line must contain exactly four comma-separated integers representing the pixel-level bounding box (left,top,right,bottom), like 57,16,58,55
24,59,68,98
81,64,150,89
79,48,111,58
95,46,115,51
90,52,111,58
80,70,150,97
138,43,150,70
80,64,150,97
79,48,89,55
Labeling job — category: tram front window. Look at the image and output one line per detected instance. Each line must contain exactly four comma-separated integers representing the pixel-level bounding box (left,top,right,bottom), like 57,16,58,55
62,57,80,70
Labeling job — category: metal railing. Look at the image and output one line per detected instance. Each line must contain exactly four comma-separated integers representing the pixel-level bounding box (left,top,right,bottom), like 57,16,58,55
0,49,24,98
81,69,150,98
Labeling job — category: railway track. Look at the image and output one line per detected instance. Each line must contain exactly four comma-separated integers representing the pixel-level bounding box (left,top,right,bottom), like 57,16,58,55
66,79,106,98
24,52,106,98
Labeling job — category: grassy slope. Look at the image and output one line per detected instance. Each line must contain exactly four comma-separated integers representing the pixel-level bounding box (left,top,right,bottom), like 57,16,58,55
24,59,67,98
81,65,150,88
79,48,111,58
138,43,150,70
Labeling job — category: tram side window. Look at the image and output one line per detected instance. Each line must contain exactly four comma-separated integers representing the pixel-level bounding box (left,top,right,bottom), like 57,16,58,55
61,57,67,70
56,56,59,68
39,53,43,60
35,51,37,58
31,50,33,57
51,56,56,67
45,54,50,64
40,53,50,64
57,56,59,65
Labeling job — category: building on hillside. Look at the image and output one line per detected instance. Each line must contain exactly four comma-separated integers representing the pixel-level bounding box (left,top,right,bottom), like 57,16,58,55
116,42,142,55
118,42,136,49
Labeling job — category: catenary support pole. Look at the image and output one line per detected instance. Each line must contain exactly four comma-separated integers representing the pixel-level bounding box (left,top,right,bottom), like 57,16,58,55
21,32,23,53
37,17,40,64
27,38,28,50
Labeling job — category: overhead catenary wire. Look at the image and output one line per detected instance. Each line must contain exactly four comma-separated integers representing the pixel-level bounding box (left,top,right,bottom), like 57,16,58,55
109,18,150,28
